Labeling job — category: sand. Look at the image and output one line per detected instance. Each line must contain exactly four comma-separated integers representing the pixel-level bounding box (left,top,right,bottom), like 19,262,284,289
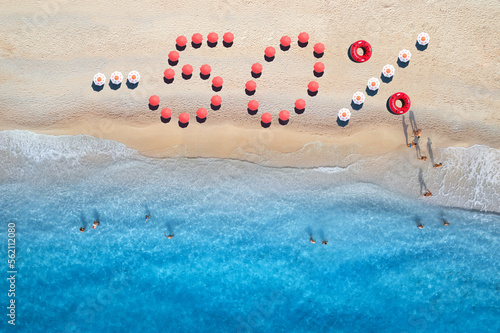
1,0,499,166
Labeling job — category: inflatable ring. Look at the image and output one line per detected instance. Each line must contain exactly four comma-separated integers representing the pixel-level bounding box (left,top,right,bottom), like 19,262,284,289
389,92,411,114
349,40,372,62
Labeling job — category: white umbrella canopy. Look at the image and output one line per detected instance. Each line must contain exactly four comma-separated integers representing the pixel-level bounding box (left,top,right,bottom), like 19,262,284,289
417,32,430,45
127,71,140,84
93,73,106,86
398,49,411,62
338,108,351,121
382,64,395,78
352,92,365,105
367,77,380,91
110,71,123,84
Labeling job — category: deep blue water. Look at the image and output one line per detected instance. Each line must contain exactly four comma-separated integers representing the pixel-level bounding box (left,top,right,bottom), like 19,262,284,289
0,132,499,332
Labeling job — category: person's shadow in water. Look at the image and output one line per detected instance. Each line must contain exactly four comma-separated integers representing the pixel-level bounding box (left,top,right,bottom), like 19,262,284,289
414,215,423,228
427,138,435,165
418,168,428,194
93,208,100,222
80,211,87,228
144,204,151,220
402,115,409,145
306,226,313,240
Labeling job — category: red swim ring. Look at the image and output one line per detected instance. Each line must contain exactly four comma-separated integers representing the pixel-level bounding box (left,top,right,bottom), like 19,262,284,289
389,92,411,114
349,40,372,62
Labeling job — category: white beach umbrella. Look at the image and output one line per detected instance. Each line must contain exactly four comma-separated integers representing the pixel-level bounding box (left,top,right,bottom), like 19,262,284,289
93,73,106,86
352,92,365,105
110,71,123,85
417,32,430,46
367,77,380,91
398,49,411,62
382,64,395,78
128,71,140,84
338,108,350,121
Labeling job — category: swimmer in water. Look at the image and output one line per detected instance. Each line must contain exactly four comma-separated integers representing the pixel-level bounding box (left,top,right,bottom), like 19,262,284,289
322,239,328,245
164,232,174,239
145,214,151,222
417,223,424,229
434,163,442,168
443,219,450,226
310,237,316,244
419,156,428,161
79,227,85,232
421,190,432,197
413,129,422,137
92,220,100,229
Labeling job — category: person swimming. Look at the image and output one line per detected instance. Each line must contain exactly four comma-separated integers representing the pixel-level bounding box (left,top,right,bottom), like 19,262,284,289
92,220,100,229
434,163,442,168
79,227,85,232
419,156,428,161
145,214,151,222
164,232,174,239
417,223,424,229
322,239,328,245
443,219,450,226
421,190,432,197
310,237,316,244
413,129,422,137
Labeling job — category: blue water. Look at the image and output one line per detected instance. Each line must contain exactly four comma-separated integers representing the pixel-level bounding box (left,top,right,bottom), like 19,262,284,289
0,132,499,332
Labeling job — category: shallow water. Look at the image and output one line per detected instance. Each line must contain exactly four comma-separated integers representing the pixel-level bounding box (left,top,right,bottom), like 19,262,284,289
0,131,499,332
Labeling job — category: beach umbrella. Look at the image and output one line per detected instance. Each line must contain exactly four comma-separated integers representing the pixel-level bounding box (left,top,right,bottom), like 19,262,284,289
280,35,291,47
251,63,263,74
212,76,223,88
223,32,234,44
295,99,306,110
248,100,259,111
211,95,222,106
161,108,172,119
149,95,160,106
164,68,175,80
168,51,180,62
298,32,309,44
179,112,190,123
197,108,208,119
261,112,272,124
338,108,350,121
398,49,411,62
176,36,187,47
207,32,218,44
246,80,256,92
367,77,380,91
314,62,325,73
417,32,430,46
182,64,193,75
128,71,140,84
279,110,290,121
314,43,325,54
93,73,106,86
352,92,365,105
308,81,319,92
200,64,211,76
192,33,203,44
110,72,122,85
265,46,276,58
382,65,395,78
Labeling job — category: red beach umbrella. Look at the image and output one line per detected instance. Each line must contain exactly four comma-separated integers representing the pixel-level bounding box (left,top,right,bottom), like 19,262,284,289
314,43,325,54
197,108,208,119
248,100,259,111
176,36,187,47
280,36,291,47
295,99,306,110
179,112,190,123
308,81,319,92
279,110,290,121
223,32,234,44
168,51,180,62
298,32,309,44
265,46,276,58
207,32,218,44
200,64,211,76
251,63,263,74
164,68,175,80
261,113,272,123
212,76,223,87
149,95,160,106
192,33,203,44
246,80,256,91
182,64,193,75
211,95,222,106
314,62,325,73
161,108,172,119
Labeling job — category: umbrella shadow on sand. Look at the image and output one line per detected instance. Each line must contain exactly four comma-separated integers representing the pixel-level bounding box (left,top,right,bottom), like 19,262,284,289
427,138,435,165
418,168,428,194
91,82,104,92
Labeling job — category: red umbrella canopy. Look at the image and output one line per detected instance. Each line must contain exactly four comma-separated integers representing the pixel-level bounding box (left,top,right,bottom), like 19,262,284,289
200,64,211,75
261,112,272,123
161,108,172,118
251,63,263,74
212,76,223,87
149,95,160,106
182,64,193,75
176,36,187,47
308,81,319,92
314,62,325,73
314,43,325,54
164,68,175,79
192,33,203,44
179,112,190,123
168,51,180,61
265,46,276,58
280,35,291,47
279,110,290,121
223,32,234,43
295,98,306,109
298,32,309,43
248,100,259,111
245,80,256,91
211,95,222,106
207,32,218,43
197,108,208,118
